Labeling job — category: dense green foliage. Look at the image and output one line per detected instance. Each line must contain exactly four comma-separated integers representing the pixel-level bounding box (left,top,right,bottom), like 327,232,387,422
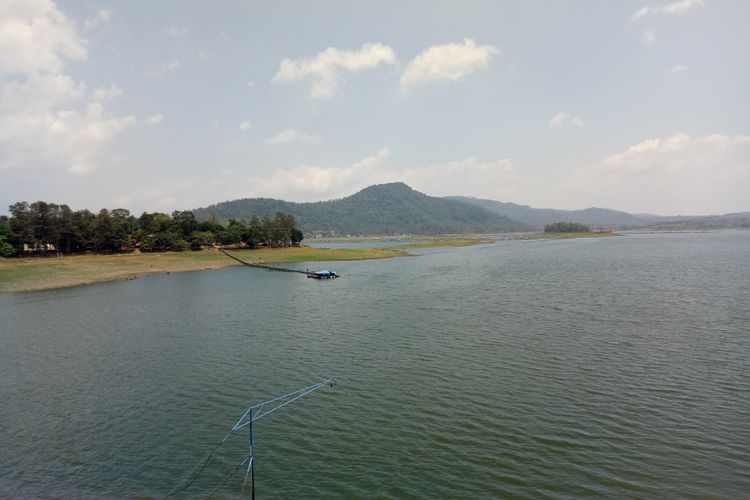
193,183,531,235
0,216,15,257
544,222,591,233
2,201,302,257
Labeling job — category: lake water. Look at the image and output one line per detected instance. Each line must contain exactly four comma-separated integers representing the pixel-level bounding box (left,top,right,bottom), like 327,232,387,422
1,232,749,498
307,239,414,249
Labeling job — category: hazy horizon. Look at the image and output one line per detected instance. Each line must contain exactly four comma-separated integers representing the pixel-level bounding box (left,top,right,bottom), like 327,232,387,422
2,180,748,219
1,0,749,216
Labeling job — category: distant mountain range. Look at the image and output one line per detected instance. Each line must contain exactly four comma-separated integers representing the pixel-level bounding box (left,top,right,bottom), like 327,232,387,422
193,183,749,235
194,183,532,235
636,212,750,230
445,196,698,229
446,196,648,229
448,196,750,230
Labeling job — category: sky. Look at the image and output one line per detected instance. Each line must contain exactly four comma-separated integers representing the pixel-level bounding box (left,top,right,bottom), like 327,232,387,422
1,0,748,216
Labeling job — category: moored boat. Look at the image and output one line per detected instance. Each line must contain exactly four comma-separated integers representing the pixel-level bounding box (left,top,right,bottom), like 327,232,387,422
308,270,338,279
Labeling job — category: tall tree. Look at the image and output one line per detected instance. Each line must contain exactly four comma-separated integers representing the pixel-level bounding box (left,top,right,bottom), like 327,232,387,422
56,205,75,253
249,215,266,246
30,201,62,249
94,209,129,252
72,209,97,252
0,215,15,257
9,202,33,253
172,210,198,238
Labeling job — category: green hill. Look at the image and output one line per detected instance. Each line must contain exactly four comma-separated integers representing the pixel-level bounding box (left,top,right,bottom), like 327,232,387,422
193,183,531,235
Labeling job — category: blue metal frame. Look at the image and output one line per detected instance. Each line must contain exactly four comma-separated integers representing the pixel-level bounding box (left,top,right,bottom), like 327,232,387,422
232,378,333,499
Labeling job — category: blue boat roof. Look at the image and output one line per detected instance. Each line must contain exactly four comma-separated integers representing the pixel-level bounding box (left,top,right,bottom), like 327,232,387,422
315,270,334,274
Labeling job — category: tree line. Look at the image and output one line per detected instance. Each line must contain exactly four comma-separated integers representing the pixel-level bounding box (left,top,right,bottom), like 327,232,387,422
544,222,591,233
0,201,303,257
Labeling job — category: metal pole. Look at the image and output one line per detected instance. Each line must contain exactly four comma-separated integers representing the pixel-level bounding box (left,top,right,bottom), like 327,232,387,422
230,379,332,498
250,408,255,500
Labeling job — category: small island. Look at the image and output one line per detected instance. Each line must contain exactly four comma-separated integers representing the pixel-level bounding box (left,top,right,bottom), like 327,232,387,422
544,222,591,233
522,221,618,239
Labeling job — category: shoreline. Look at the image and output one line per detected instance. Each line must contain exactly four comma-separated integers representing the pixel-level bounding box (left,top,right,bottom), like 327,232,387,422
1,240,492,294
0,246,412,294
1,231,650,293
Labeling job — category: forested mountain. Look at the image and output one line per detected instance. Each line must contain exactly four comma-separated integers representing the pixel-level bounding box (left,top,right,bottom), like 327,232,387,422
447,196,672,229
193,183,531,235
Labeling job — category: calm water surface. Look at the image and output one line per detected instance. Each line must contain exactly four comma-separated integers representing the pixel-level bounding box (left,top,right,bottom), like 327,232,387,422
1,232,749,498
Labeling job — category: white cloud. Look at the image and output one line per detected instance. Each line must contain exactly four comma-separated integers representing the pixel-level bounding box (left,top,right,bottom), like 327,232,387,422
239,120,252,132
226,151,521,202
113,178,202,210
248,148,392,200
84,7,112,28
0,72,84,114
560,133,750,213
0,0,135,175
272,43,396,98
548,112,584,128
146,113,163,126
264,128,320,145
146,60,180,77
112,132,750,214
254,133,750,213
401,133,749,214
92,84,123,101
667,64,688,76
97,8,112,22
112,148,393,208
632,0,703,21
641,29,656,44
400,38,498,89
398,157,524,199
0,0,87,74
0,100,136,174
166,26,187,38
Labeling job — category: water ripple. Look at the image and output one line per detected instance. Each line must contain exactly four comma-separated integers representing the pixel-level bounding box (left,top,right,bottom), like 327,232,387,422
1,232,749,498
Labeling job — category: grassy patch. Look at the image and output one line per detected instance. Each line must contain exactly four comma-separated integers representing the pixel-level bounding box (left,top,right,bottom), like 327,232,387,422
523,231,619,239
0,246,410,293
0,251,230,293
